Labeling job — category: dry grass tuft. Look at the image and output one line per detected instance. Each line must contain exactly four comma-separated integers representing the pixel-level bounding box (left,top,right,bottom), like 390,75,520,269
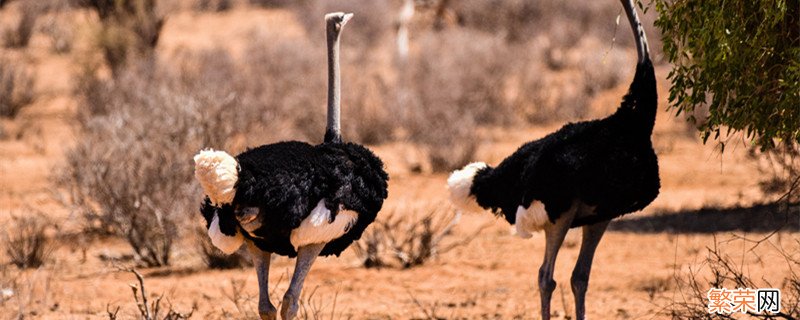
667,235,800,319
2,213,55,269
107,267,194,320
354,206,490,269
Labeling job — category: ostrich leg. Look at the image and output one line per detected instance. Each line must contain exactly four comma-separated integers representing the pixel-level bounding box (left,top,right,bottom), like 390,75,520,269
571,221,610,320
281,243,325,320
538,205,577,320
248,242,277,320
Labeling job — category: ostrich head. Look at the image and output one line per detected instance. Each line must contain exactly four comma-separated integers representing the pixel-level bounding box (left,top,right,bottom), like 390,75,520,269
447,162,488,213
325,12,354,34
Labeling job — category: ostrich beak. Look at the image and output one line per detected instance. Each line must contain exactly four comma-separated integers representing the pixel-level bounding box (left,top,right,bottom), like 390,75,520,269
341,13,354,26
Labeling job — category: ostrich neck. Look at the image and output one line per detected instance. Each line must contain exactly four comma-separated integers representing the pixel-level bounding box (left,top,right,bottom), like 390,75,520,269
621,0,650,64
325,28,342,143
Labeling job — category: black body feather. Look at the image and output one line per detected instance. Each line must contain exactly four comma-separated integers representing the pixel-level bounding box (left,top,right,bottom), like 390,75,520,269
200,141,388,257
470,60,660,227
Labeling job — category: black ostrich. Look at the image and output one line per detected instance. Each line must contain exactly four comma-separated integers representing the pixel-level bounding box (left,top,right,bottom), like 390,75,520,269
193,13,388,320
446,1,659,319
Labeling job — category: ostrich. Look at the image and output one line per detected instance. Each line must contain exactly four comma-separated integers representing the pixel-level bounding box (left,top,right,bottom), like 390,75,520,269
193,12,388,320
446,1,658,319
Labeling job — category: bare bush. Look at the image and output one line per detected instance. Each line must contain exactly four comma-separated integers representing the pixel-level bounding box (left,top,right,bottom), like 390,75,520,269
85,0,164,74
3,2,39,48
341,63,396,145
351,227,386,269
247,0,292,8
196,227,251,270
61,58,244,267
2,213,55,269
513,45,592,123
751,143,800,204
292,0,393,50
0,57,35,118
239,31,326,143
193,0,232,12
41,18,74,54
108,268,194,320
296,286,348,320
402,29,511,171
353,207,489,269
667,235,800,319
452,0,622,47
580,42,630,96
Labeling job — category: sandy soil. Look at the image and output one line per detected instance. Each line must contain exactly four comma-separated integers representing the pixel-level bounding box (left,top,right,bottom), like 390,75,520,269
0,5,797,320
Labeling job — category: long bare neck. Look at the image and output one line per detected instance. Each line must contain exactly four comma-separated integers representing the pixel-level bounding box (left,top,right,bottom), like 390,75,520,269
621,0,650,64
325,23,342,143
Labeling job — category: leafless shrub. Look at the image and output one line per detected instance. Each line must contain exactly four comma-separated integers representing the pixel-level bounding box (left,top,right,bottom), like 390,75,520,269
452,0,621,47
109,267,194,320
292,0,393,49
239,31,326,143
351,227,386,269
667,235,800,319
341,64,396,145
3,2,39,48
41,18,74,54
196,226,251,270
60,59,243,267
354,207,490,269
221,278,259,318
637,276,672,301
220,275,350,320
751,143,800,204
403,29,511,171
0,57,35,118
296,286,350,320
514,47,591,124
2,213,55,269
247,0,292,8
85,0,164,74
580,43,630,96
193,0,232,12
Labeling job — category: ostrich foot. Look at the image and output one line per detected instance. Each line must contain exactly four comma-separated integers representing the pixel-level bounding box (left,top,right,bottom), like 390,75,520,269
280,293,299,320
259,306,278,320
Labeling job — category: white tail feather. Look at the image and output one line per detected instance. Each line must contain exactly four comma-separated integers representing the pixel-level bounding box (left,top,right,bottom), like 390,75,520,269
194,149,238,206
447,162,487,213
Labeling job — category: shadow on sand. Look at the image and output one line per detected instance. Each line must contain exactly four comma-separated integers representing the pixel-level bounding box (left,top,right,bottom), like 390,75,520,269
609,203,800,233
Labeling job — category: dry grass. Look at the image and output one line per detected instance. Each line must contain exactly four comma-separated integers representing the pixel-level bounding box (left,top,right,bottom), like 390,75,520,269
107,268,194,320
2,213,55,269
354,206,489,269
666,235,800,319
